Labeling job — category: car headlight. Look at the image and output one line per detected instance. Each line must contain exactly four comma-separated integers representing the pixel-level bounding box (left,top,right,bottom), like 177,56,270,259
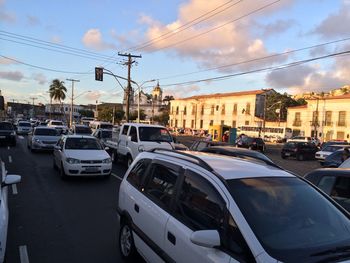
102,158,112,163
138,145,145,152
34,138,41,143
11,131,16,136
66,158,81,164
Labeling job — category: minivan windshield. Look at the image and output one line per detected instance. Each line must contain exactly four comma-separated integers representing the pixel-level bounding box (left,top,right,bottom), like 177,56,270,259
227,177,350,262
34,128,58,136
139,127,172,142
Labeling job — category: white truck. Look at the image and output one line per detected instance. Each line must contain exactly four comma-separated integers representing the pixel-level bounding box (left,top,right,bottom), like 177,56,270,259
47,120,68,134
104,123,174,167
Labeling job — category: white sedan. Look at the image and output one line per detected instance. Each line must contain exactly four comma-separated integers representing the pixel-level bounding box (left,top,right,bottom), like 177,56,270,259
53,135,112,179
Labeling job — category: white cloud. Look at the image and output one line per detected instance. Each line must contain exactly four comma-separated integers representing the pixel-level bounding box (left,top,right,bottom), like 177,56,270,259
84,90,106,101
82,29,116,51
50,35,62,44
0,10,16,23
26,15,40,26
32,73,47,85
0,57,17,65
0,71,24,81
163,85,201,98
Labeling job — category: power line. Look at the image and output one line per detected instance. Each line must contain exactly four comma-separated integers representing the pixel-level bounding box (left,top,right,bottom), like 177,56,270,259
126,0,243,52
158,49,350,88
146,0,280,53
156,36,350,80
0,54,92,75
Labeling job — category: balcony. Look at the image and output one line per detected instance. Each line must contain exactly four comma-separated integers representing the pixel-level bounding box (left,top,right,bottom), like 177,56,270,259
336,121,347,127
309,121,320,127
324,121,333,127
293,120,302,126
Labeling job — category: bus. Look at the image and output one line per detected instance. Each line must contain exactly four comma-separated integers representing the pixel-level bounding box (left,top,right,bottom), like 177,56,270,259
238,126,292,142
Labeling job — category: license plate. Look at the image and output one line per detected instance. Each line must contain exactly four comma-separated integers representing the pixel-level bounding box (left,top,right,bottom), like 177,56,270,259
85,167,98,172
0,136,5,139
285,153,290,156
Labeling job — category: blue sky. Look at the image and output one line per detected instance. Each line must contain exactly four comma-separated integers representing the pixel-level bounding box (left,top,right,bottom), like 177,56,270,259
1,0,349,106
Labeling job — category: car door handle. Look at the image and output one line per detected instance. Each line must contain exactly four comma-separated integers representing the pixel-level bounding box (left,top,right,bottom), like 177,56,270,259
167,231,176,245
134,204,139,213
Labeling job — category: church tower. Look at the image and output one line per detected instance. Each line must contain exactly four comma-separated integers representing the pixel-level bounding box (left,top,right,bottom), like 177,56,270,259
152,81,162,105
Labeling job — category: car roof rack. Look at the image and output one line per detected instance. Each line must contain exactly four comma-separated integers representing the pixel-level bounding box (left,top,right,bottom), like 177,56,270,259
148,148,228,185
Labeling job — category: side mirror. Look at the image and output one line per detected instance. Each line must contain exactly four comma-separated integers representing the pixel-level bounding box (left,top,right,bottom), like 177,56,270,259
3,174,21,186
190,230,221,248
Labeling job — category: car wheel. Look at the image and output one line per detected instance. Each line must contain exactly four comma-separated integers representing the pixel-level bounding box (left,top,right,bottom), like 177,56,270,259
297,154,304,161
119,219,137,260
60,163,68,180
127,155,133,168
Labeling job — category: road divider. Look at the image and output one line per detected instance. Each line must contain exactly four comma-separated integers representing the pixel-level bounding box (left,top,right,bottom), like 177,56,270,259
8,156,12,163
19,245,30,263
12,184,18,195
111,173,122,181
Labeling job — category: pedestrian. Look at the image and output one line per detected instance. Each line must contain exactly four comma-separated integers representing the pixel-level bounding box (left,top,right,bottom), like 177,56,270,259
341,148,350,162
205,133,212,141
222,131,229,142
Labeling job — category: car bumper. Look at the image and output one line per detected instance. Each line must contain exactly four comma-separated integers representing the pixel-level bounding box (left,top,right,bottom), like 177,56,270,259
63,163,112,176
32,142,56,150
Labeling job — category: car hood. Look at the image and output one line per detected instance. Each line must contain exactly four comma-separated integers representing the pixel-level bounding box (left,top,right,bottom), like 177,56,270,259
33,135,61,141
64,150,109,160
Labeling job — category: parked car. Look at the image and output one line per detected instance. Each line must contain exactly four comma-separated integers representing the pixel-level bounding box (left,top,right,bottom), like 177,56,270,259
199,146,279,168
0,159,21,263
92,128,112,147
70,124,92,135
305,168,350,212
339,157,350,168
287,136,320,146
281,141,319,160
321,140,350,151
27,127,61,152
189,140,230,151
0,121,16,146
16,121,32,135
118,149,350,263
237,136,265,153
53,135,112,179
315,144,350,161
47,120,68,134
320,150,345,168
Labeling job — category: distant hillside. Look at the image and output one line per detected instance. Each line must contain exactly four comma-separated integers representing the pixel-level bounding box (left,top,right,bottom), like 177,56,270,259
293,85,350,99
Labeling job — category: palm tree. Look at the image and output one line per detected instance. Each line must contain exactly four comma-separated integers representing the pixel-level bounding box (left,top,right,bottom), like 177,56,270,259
49,79,67,120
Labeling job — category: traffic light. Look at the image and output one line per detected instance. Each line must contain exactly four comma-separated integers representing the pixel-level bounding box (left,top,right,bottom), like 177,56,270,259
95,67,103,81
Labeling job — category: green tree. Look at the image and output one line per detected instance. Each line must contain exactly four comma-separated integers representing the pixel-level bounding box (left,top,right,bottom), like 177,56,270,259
49,79,67,102
98,108,125,124
79,109,94,118
153,111,170,126
129,110,146,121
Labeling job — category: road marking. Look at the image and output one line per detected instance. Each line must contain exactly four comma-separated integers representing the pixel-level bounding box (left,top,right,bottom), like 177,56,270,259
111,173,122,181
7,146,10,150
18,136,24,139
19,245,30,263
12,184,18,195
8,156,12,163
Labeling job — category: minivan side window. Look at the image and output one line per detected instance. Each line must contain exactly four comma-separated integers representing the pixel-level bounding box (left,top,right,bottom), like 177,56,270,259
175,170,225,231
122,125,129,135
127,159,151,189
129,126,138,142
144,162,179,210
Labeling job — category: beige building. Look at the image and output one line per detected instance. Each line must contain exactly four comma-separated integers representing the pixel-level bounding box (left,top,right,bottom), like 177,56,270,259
287,94,350,142
169,89,274,130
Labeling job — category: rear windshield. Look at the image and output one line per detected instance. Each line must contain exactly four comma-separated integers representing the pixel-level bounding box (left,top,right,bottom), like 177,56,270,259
51,121,63,126
0,122,13,130
227,177,350,262
323,145,344,152
139,127,172,142
75,127,92,134
18,122,31,127
65,138,102,150
34,129,58,136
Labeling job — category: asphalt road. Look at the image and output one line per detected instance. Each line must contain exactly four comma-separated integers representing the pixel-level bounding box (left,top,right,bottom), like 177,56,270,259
0,136,131,263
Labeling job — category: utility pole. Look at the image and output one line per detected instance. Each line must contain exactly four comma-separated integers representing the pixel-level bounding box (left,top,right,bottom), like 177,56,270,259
118,53,142,122
314,97,319,139
66,78,80,128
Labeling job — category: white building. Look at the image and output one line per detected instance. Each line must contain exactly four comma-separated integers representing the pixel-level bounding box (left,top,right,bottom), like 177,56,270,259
45,103,84,120
169,89,275,130
286,94,350,141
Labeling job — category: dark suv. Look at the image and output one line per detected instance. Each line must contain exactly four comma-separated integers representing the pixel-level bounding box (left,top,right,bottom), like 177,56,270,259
237,136,265,153
0,121,16,146
281,141,318,161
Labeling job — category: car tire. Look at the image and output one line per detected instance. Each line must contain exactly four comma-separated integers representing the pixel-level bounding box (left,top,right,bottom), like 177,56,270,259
60,163,68,180
127,155,133,168
119,219,137,261
297,154,304,161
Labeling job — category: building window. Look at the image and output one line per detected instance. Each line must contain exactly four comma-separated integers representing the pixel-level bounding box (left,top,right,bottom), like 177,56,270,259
232,120,236,128
210,105,215,115
200,120,203,129
293,112,301,126
171,120,173,127
191,105,196,115
233,103,237,114
201,105,204,115
175,119,178,127
191,120,194,128
176,106,179,115
209,120,213,126
216,105,219,111
171,106,174,114
221,120,225,125
183,120,186,128
221,104,225,115
245,121,249,125
338,111,346,127
184,106,187,115
246,103,250,115
325,111,332,126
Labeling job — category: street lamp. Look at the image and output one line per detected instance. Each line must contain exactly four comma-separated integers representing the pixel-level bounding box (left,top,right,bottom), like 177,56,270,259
132,79,156,123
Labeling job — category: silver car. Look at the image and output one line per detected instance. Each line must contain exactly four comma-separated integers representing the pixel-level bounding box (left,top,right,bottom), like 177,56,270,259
27,127,61,152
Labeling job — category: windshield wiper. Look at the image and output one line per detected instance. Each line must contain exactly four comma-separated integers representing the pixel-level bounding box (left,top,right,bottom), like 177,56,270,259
311,245,350,257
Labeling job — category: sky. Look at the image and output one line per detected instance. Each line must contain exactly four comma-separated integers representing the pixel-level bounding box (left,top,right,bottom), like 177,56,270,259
1,0,350,106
